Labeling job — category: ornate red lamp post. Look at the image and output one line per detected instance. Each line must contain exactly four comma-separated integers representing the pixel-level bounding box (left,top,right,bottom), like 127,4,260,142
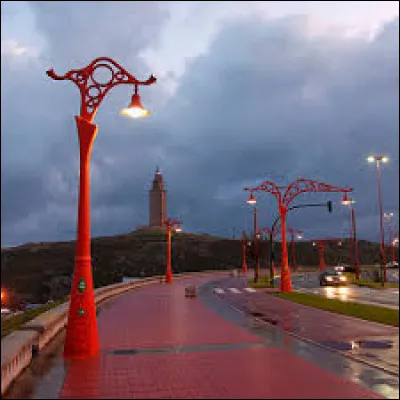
164,217,182,284
287,228,303,272
367,155,389,284
245,178,352,292
47,57,156,359
342,193,359,279
246,191,260,283
312,239,343,271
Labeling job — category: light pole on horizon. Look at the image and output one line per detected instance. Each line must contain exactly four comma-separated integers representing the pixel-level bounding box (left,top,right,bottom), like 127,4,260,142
342,193,359,280
367,155,389,284
245,178,352,292
287,228,303,272
164,217,182,284
47,57,156,359
246,191,260,283
384,212,396,264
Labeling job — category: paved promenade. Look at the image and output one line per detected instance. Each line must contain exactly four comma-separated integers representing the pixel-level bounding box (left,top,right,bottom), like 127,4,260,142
58,274,383,399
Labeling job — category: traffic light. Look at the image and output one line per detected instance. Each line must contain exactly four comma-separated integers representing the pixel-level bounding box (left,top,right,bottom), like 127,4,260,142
327,200,333,213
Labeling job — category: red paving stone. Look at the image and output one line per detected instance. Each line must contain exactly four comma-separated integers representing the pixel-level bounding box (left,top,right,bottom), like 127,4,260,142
59,275,383,399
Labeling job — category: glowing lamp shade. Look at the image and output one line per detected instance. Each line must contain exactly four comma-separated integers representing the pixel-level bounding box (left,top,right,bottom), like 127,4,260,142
341,193,352,206
381,156,389,163
174,226,182,233
367,155,376,163
247,191,257,205
120,93,150,119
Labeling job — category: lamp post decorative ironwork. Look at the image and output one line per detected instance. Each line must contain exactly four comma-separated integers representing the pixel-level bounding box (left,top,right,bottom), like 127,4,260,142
342,193,359,279
164,218,182,284
246,191,260,283
367,155,389,284
47,57,156,359
245,178,352,292
287,228,303,272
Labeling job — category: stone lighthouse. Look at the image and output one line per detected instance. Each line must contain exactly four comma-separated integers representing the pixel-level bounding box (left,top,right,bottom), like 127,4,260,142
149,166,167,227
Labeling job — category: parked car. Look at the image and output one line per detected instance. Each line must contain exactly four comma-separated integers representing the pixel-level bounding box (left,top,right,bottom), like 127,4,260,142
386,261,399,269
319,271,348,286
334,264,356,273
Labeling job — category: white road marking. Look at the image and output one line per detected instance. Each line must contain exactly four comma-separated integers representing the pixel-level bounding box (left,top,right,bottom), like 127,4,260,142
244,287,256,293
214,288,225,294
229,288,241,294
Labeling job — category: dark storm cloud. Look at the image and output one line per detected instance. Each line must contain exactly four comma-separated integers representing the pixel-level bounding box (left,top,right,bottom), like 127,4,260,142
1,9,398,247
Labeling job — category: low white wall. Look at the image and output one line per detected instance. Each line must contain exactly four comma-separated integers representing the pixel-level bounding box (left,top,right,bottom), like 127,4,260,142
0,270,225,395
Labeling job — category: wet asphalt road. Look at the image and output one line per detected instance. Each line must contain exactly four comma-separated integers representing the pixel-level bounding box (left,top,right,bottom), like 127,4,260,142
290,272,399,310
201,276,399,399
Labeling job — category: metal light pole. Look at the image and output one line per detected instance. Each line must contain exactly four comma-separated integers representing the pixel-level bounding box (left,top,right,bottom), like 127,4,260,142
47,58,156,359
287,228,303,272
245,179,352,292
246,191,260,283
313,239,343,271
241,231,248,275
367,155,389,284
342,193,359,279
384,212,395,264
164,218,182,284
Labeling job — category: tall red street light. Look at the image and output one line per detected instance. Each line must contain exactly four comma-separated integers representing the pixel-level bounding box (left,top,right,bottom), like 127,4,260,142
164,217,182,284
384,212,396,264
312,239,343,271
342,193,359,279
47,57,156,359
367,155,389,284
246,191,260,283
287,228,303,272
245,178,352,292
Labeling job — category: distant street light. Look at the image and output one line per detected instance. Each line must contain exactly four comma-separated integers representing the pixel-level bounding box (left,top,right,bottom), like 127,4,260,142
341,193,359,280
47,57,156,359
164,218,182,284
367,155,389,285
246,191,260,283
287,228,303,272
245,178,352,292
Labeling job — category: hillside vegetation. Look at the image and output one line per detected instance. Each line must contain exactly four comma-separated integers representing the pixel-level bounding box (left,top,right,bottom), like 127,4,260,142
1,227,395,306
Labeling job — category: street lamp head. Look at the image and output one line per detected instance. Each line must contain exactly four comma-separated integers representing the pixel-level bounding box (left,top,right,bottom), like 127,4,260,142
341,193,354,206
312,241,316,246
338,241,342,246
120,88,150,119
367,155,389,164
246,191,257,205
297,234,303,240
174,226,182,233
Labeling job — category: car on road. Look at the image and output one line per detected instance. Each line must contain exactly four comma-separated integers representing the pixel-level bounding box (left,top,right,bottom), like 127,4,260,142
319,271,347,286
386,261,399,269
334,264,356,273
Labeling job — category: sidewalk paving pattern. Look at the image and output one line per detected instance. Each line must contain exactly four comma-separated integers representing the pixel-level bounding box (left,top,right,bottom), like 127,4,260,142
59,275,383,399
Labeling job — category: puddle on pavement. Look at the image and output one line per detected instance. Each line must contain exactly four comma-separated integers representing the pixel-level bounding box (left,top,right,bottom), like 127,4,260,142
199,279,400,399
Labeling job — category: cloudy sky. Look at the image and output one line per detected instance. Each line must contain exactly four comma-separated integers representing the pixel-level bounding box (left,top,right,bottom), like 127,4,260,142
1,1,399,248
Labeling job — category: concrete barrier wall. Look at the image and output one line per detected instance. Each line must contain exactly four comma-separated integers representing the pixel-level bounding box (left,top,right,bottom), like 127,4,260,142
1,270,224,395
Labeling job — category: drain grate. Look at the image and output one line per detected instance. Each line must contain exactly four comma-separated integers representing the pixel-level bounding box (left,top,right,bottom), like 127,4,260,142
112,349,139,356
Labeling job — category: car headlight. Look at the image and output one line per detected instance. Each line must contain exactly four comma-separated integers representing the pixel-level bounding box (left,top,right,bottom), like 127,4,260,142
339,276,346,281
326,277,333,281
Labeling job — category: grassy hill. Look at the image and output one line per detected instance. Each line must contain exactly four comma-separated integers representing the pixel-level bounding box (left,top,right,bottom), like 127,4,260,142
1,227,396,307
